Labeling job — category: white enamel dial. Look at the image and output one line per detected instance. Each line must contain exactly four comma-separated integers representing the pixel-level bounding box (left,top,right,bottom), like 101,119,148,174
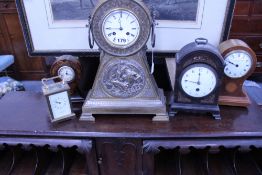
102,9,140,47
49,91,72,119
224,50,252,78
58,66,75,83
180,64,217,98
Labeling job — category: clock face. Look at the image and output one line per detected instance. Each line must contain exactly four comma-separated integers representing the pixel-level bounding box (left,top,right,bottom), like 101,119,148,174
102,9,140,48
180,64,217,98
49,91,72,119
58,66,75,83
224,50,252,78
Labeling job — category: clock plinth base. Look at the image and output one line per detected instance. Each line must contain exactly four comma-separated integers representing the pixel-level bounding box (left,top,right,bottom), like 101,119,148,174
80,89,168,122
79,113,95,122
170,103,221,120
51,113,76,124
219,90,251,107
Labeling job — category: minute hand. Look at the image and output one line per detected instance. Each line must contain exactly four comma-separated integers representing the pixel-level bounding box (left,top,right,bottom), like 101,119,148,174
226,60,238,67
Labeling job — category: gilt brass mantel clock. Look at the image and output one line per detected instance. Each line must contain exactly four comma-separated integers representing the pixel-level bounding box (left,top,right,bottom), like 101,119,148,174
80,0,168,121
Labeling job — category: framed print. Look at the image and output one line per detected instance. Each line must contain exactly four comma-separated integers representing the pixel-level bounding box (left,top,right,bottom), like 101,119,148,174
16,0,235,56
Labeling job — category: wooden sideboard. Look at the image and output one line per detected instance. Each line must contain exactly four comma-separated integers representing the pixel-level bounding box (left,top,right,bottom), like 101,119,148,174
229,0,262,73
0,91,261,175
0,0,262,80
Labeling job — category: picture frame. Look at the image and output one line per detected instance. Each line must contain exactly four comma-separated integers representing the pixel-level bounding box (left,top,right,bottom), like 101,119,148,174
16,0,236,56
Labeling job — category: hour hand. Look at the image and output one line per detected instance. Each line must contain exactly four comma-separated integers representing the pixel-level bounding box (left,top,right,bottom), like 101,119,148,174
106,27,121,30
55,100,61,104
185,80,198,84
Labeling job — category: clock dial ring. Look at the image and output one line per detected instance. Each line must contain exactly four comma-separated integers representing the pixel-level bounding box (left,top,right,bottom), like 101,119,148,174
224,50,253,78
179,63,219,99
91,0,151,56
50,56,82,94
102,9,140,48
219,39,257,80
57,66,76,83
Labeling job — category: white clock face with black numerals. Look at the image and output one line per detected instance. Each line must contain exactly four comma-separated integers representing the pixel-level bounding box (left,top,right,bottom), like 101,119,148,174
49,91,72,119
102,9,140,47
58,66,75,83
180,64,217,98
224,50,252,78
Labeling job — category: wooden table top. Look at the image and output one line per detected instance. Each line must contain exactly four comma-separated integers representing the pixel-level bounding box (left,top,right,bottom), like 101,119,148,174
0,91,261,139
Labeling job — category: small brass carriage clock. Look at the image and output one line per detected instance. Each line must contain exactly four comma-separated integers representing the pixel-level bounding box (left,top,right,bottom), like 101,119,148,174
170,38,224,119
80,0,168,121
42,76,75,123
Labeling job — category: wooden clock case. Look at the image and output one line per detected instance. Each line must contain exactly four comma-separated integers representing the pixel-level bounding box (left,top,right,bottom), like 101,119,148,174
218,39,257,107
50,56,82,95
170,39,225,119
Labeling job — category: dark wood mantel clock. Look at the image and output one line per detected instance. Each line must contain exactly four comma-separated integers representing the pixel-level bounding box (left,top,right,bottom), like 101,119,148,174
50,55,82,95
170,38,224,120
80,0,168,121
218,39,257,107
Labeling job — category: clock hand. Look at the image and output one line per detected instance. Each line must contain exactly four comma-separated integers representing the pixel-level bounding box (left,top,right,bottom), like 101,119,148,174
55,100,61,104
118,17,123,31
106,27,122,30
185,80,198,84
197,68,201,84
225,60,239,67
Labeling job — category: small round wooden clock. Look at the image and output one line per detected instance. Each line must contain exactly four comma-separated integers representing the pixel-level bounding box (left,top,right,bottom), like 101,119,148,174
50,55,82,94
170,38,225,119
218,39,257,107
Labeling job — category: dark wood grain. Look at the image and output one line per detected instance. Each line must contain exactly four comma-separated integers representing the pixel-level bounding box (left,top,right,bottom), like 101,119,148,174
229,0,262,73
0,91,261,139
96,138,142,175
0,0,47,80
0,90,261,175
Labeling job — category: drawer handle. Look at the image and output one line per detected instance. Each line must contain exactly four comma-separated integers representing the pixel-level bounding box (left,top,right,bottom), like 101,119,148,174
259,43,262,49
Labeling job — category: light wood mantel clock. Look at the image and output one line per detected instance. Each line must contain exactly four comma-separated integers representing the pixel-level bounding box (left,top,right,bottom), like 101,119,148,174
218,39,257,107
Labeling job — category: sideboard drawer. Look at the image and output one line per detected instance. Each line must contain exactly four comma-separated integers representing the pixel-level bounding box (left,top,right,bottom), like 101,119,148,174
253,1,262,16
231,18,262,34
234,1,251,16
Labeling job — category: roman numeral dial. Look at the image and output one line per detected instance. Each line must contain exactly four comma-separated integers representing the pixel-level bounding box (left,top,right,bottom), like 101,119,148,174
102,9,140,47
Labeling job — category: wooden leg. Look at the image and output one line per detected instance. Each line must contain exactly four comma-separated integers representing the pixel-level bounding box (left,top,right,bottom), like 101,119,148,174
212,111,221,120
85,146,99,175
143,152,155,175
33,146,53,175
152,114,169,122
60,147,76,175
